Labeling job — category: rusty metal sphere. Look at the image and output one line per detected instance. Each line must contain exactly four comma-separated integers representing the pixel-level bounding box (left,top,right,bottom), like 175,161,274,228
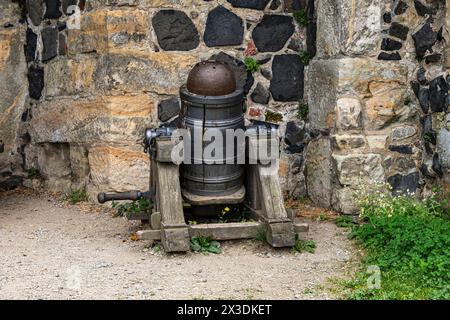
186,60,236,96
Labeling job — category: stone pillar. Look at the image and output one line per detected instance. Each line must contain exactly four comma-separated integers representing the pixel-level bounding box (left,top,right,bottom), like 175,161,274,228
307,0,448,213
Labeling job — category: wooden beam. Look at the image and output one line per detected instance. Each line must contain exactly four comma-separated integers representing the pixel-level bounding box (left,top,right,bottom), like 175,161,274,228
189,222,262,240
136,229,161,241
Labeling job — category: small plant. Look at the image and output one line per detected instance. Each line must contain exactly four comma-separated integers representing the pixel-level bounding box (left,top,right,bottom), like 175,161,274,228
335,215,356,228
265,110,283,123
299,51,310,65
190,236,222,254
423,132,434,143
27,168,41,179
292,239,316,254
244,57,260,73
318,214,330,221
65,187,88,204
152,243,161,253
253,227,267,242
294,9,309,26
297,102,309,120
112,198,151,218
336,184,450,299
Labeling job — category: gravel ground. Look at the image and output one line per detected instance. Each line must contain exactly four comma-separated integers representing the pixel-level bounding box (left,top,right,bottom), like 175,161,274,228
0,188,358,300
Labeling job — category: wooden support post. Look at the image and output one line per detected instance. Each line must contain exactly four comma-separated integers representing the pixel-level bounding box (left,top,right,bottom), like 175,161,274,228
154,157,189,252
247,160,296,247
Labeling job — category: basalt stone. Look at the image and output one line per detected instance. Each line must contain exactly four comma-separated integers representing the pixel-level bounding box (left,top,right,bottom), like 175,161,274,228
418,87,430,113
284,0,303,12
420,163,434,178
0,175,23,191
257,57,271,65
285,144,304,154
389,23,409,40
387,172,420,195
204,6,244,47
21,109,29,122
26,0,44,26
153,10,200,51
437,27,443,42
383,12,392,23
270,54,304,102
429,76,447,113
44,0,62,19
417,67,427,85
378,52,401,60
251,83,270,104
25,28,37,63
381,38,402,51
59,33,67,55
421,114,432,134
394,1,408,15
41,26,58,62
209,52,253,94
260,68,271,80
284,121,304,146
270,0,281,10
412,22,437,58
27,66,44,100
413,0,434,16
252,15,294,52
432,153,443,177
226,0,270,10
62,0,77,15
410,80,420,97
425,53,441,64
158,97,180,122
388,145,413,154
306,20,317,58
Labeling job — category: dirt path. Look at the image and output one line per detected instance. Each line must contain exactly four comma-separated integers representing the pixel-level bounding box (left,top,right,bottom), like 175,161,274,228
0,189,357,300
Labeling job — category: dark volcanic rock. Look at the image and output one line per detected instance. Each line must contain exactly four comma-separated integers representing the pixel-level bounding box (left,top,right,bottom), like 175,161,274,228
44,0,62,19
418,87,430,114
410,80,420,97
429,76,447,113
284,121,304,146
26,0,44,26
153,10,199,51
432,153,443,177
41,26,58,62
226,0,270,10
27,66,44,100
389,22,409,40
0,175,23,191
381,38,402,51
425,53,441,64
414,0,434,16
209,52,253,94
417,67,427,85
285,144,304,154
387,172,420,195
250,83,270,104
412,22,437,58
378,52,401,60
252,15,295,52
306,0,317,58
394,1,408,15
388,145,413,154
383,12,392,23
204,6,244,47
25,28,37,63
158,97,180,122
270,54,304,102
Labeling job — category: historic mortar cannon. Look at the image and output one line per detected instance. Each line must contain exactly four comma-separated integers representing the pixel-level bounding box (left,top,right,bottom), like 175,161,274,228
98,61,302,252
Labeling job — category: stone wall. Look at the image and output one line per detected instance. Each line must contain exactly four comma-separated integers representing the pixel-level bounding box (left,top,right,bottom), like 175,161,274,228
1,0,448,213
307,0,449,213
0,1,28,190
6,0,315,199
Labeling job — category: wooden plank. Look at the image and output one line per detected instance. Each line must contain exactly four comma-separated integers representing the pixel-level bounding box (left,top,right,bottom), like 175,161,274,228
155,162,185,226
189,222,262,240
257,160,289,220
136,229,161,241
155,138,177,162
